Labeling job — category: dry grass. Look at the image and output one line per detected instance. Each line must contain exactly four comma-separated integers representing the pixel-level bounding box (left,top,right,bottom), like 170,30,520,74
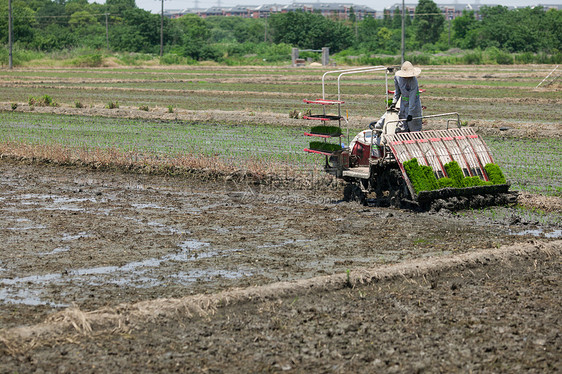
0,141,338,191
0,141,262,181
518,192,562,213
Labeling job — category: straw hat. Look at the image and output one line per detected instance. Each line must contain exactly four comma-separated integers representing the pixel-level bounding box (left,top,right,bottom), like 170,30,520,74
395,61,421,77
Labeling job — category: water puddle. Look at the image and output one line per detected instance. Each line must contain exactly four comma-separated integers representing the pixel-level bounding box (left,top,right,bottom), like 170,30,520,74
62,232,90,241
121,216,189,235
258,239,312,249
131,203,175,210
0,288,68,308
3,193,101,214
38,246,71,256
510,228,562,238
6,224,47,231
18,194,98,205
147,221,185,234
0,238,250,307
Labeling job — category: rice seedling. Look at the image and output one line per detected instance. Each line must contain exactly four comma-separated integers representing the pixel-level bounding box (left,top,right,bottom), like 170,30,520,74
0,65,556,123
308,125,342,137
308,141,342,153
403,159,501,193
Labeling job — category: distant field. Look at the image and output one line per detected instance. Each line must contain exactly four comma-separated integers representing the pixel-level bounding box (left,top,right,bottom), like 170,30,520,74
0,64,559,123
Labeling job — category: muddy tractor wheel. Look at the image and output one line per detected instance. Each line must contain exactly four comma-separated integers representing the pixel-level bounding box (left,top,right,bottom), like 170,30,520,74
343,183,366,205
371,166,409,208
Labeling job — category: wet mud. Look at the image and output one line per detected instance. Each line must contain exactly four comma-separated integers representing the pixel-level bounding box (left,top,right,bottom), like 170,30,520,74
0,158,561,372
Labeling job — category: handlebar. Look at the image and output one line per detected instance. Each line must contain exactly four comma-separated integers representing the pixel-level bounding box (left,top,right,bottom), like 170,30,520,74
384,112,461,130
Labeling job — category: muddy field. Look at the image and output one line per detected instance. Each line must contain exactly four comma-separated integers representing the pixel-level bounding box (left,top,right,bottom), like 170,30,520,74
0,64,561,372
0,158,561,372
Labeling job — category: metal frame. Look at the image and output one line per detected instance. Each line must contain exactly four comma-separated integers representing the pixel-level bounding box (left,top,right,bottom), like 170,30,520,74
383,112,461,132
317,66,391,145
322,66,386,100
383,126,495,199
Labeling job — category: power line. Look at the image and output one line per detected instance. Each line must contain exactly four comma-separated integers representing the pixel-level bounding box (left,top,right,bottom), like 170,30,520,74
23,13,117,19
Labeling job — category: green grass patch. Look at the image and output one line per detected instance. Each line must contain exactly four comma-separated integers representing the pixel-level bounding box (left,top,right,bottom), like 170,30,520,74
28,94,57,107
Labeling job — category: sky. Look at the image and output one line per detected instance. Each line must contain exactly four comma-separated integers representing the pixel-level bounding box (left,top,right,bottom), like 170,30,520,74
90,0,552,13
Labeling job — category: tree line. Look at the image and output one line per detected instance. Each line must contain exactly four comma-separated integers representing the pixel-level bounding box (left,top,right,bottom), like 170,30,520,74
1,0,560,64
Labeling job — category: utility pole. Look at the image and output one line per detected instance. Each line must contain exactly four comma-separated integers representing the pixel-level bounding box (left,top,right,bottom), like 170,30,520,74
160,0,164,57
105,13,109,50
8,0,13,69
401,0,405,64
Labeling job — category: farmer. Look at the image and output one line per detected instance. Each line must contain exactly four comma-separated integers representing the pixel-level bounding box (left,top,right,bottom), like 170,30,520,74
389,61,423,132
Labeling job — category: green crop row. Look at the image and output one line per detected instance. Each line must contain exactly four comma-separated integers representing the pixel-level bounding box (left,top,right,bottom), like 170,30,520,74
0,110,559,196
0,112,325,170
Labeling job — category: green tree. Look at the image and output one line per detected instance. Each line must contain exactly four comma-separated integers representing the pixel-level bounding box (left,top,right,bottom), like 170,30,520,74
392,6,402,29
348,6,356,23
0,1,38,45
452,10,477,42
233,18,265,44
269,11,353,52
106,0,136,15
32,0,67,28
541,8,561,52
382,9,392,28
69,10,98,29
65,0,90,16
413,0,444,46
356,15,380,45
467,6,546,53
172,14,216,60
33,22,77,50
107,5,164,53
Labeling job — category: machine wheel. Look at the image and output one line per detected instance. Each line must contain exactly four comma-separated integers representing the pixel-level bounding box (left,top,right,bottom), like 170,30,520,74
343,183,366,205
371,166,409,208
387,169,408,208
